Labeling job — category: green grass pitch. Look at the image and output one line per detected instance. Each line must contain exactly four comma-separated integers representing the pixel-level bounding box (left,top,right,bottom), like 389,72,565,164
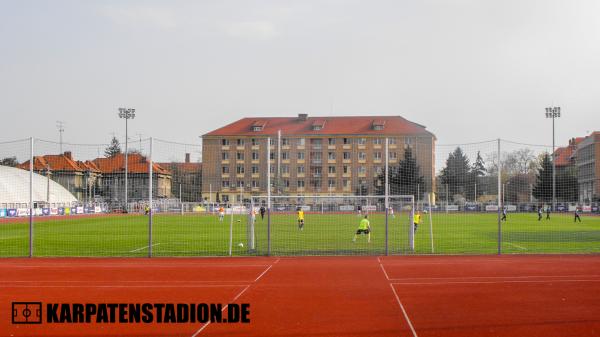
0,212,599,257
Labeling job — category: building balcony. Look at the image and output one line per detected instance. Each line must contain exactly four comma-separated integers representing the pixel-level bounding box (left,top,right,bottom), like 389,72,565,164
342,173,351,178
327,159,336,164
236,160,245,164
343,159,351,164
251,187,260,192
358,172,367,178
358,145,366,150
221,159,229,164
251,173,260,178
297,159,305,164
297,173,305,178
221,145,230,150
373,144,382,149
221,173,230,178
389,144,397,149
251,145,260,150
236,174,245,178
312,173,322,178
282,159,290,164
358,159,366,164
342,144,352,150
282,145,290,150
311,159,322,165
328,173,336,178
251,160,259,164
312,145,322,150
236,145,245,150
297,145,305,150
327,145,336,150
373,159,382,164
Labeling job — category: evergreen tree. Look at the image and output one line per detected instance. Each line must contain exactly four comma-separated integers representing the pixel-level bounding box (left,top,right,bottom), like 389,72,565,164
470,151,486,200
104,137,122,158
439,147,471,201
532,153,553,202
374,147,424,198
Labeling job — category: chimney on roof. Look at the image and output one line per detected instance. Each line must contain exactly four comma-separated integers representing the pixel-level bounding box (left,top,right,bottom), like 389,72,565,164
64,151,72,159
298,113,308,121
185,153,190,163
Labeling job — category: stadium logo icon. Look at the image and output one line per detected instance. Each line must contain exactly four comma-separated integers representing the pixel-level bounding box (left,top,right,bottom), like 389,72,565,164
12,302,42,324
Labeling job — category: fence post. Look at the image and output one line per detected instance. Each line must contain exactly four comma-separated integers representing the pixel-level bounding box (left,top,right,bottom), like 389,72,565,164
29,137,34,258
267,137,272,256
148,137,153,258
385,206,389,256
497,138,502,255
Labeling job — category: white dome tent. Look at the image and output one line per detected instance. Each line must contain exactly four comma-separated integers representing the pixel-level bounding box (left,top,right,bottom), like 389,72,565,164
0,165,77,207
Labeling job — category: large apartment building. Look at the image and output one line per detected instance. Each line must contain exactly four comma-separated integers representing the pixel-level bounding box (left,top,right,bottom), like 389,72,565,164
575,132,600,202
202,114,436,203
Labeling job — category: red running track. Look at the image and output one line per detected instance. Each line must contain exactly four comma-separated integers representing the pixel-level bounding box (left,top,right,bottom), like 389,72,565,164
1,255,599,337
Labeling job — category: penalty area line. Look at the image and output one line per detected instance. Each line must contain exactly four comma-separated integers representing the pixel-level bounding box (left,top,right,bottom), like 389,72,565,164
129,243,161,253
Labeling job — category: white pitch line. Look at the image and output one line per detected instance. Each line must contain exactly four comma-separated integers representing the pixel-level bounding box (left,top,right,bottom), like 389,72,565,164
391,279,600,285
379,262,390,281
390,283,418,337
506,242,528,250
191,259,279,336
388,274,600,282
1,284,249,288
190,284,253,337
129,243,161,253
0,263,274,268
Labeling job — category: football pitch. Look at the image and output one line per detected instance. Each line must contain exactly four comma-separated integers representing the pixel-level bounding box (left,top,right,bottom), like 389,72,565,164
0,212,599,257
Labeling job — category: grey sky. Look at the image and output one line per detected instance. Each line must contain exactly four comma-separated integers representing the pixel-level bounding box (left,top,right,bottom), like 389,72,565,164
1,0,598,152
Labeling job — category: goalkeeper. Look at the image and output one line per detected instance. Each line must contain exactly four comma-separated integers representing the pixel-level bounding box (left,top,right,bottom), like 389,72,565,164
297,207,305,230
414,211,422,233
353,215,371,243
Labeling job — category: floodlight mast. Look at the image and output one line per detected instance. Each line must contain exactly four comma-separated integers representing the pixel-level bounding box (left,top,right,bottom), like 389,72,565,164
118,107,136,211
545,106,560,211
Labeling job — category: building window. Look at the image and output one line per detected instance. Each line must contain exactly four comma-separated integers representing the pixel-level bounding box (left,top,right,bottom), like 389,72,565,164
328,179,335,188
328,166,336,174
343,165,350,174
270,152,275,160
282,138,290,146
357,138,366,145
373,138,383,145
297,152,305,160
251,138,258,146
343,180,351,188
222,139,230,146
251,180,259,188
358,166,366,174
237,139,244,146
343,152,351,160
405,137,413,148
222,166,229,174
375,166,383,174
252,152,259,160
236,165,245,174
389,138,397,145
374,152,382,160
222,181,230,188
222,152,229,160
343,138,352,145
297,165,305,174
297,138,305,147
297,180,305,188
252,166,259,174
237,152,244,160
389,152,397,160
358,152,366,160
328,138,336,145
282,165,290,174
270,138,275,146
222,195,229,202
237,181,245,188
328,152,336,160
284,180,290,187
282,152,289,160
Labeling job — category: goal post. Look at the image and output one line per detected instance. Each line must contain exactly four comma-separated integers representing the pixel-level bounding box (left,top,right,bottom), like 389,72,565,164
249,195,415,256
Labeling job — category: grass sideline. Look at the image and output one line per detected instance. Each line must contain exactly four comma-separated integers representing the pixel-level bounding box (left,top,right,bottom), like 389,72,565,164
0,212,599,257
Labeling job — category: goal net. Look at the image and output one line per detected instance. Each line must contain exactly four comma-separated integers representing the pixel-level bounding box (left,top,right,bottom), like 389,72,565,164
249,195,415,256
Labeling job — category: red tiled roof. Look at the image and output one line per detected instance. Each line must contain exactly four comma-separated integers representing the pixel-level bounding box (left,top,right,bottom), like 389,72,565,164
17,153,85,172
203,115,435,138
92,153,170,175
158,162,202,173
554,137,584,167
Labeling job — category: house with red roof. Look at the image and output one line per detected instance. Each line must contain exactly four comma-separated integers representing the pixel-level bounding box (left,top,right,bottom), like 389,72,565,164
202,114,436,203
92,153,172,203
18,151,101,202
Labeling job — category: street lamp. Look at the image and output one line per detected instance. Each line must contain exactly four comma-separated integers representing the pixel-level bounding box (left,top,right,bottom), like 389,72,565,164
118,107,136,210
545,106,560,210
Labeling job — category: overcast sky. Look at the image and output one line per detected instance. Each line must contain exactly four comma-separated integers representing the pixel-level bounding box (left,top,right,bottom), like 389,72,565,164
1,0,599,152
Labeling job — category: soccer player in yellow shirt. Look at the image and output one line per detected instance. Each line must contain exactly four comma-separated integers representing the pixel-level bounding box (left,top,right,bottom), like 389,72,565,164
353,215,371,243
297,208,305,230
414,211,422,233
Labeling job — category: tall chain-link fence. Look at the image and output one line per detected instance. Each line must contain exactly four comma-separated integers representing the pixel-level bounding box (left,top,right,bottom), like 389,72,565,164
0,136,598,256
